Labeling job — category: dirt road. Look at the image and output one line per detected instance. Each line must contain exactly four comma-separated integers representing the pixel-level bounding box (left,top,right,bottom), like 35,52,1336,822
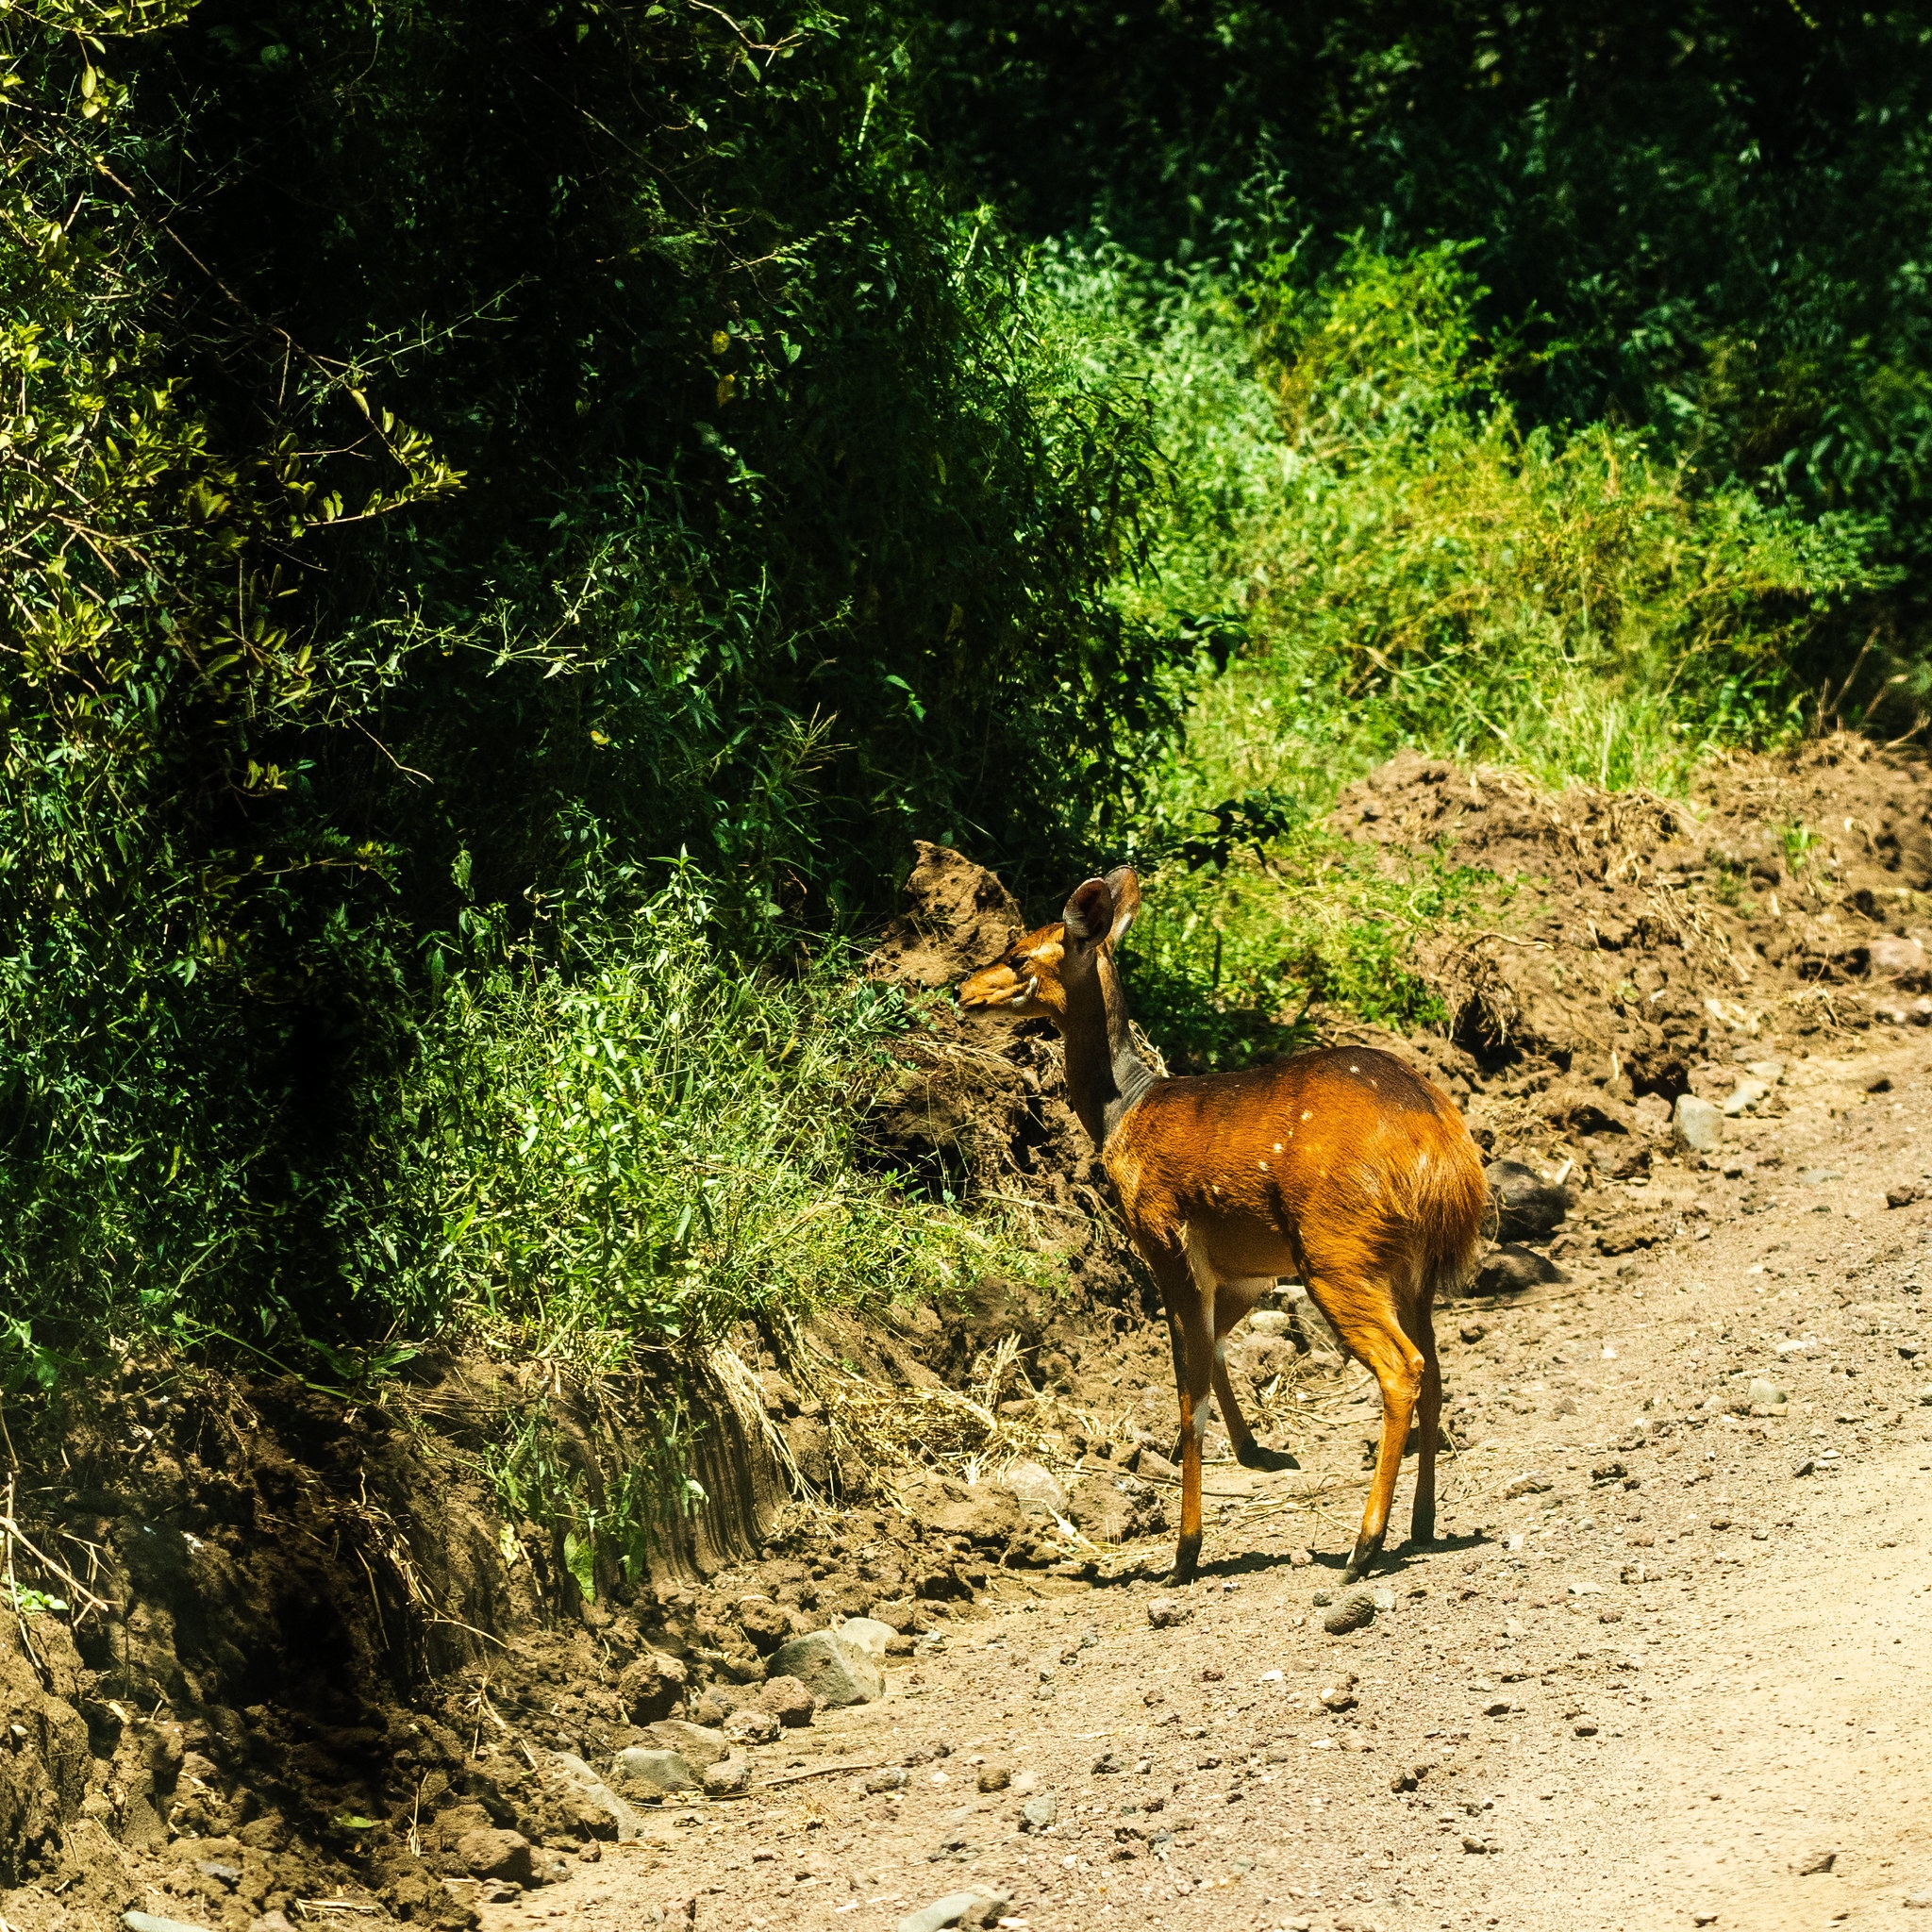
484,1034,1932,1932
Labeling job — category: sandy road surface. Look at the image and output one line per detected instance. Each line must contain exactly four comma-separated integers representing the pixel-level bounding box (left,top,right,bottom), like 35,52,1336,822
481,1039,1932,1932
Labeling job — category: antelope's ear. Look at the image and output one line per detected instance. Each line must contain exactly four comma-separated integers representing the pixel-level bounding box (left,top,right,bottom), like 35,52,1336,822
1102,866,1141,944
1060,876,1114,948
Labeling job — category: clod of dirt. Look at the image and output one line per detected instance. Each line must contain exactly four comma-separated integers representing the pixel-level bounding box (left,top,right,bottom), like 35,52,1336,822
868,841,1024,991
1146,1598,1191,1629
760,1675,816,1727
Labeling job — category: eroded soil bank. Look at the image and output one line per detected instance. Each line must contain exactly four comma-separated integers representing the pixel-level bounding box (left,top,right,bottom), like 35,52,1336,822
5,736,1932,1932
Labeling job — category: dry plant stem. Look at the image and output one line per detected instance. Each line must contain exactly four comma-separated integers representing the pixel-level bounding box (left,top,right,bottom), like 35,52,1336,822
0,1480,115,1622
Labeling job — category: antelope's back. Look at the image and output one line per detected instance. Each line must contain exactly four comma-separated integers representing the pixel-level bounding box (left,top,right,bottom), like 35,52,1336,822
1104,1045,1486,1290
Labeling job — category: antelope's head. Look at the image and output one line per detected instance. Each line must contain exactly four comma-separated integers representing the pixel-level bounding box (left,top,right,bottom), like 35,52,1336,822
958,866,1141,1027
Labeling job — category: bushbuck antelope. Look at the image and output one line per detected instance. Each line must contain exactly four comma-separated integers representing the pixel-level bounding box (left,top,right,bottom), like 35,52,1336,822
958,867,1486,1584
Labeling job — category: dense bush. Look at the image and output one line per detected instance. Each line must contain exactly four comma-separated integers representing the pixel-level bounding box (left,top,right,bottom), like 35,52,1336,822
0,0,1158,1375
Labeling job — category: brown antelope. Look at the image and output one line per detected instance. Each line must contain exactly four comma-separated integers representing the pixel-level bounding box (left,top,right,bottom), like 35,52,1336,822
958,867,1486,1584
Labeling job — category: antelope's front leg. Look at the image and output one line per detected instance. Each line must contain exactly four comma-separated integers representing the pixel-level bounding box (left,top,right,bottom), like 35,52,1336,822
1168,1286,1216,1584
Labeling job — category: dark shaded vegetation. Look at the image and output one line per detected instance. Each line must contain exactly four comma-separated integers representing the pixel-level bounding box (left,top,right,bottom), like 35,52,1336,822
4,0,1931,1391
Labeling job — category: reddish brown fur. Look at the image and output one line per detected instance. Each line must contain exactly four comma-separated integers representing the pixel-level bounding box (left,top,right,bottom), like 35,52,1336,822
959,869,1486,1583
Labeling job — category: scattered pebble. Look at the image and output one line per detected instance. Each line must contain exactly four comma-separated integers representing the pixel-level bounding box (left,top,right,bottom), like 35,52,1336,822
1147,1597,1191,1629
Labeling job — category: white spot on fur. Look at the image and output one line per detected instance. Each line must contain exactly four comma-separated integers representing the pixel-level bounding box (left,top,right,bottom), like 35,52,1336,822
1301,1109,1312,1121
1257,1160,1268,1172
1273,1141,1283,1154
1417,1150,1429,1169
1349,1064,1359,1073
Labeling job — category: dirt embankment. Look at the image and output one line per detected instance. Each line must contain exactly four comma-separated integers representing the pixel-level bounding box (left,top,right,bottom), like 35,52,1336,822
5,740,1931,1932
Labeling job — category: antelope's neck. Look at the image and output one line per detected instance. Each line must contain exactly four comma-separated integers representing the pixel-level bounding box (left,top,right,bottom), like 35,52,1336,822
1061,947,1159,1148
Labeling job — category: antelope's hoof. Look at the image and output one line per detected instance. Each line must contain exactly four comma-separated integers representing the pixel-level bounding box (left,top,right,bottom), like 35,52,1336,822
1236,1443,1301,1473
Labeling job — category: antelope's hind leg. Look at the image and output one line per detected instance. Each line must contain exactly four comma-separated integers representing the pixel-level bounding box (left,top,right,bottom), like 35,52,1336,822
1406,1296,1442,1547
1149,1253,1215,1586
1308,1273,1426,1584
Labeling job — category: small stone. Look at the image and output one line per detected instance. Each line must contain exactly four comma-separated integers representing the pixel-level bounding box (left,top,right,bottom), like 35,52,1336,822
1019,1793,1058,1832
1484,1699,1512,1717
865,1767,909,1793
1869,934,1927,980
1792,1457,1818,1477
124,1918,213,1932
1474,1244,1565,1295
1323,1593,1376,1636
976,1763,1010,1793
724,1705,781,1746
643,1719,730,1771
1749,1379,1789,1410
1801,1167,1843,1186
1723,1077,1771,1118
1310,1589,1335,1607
1889,1184,1923,1209
1574,1720,1599,1738
455,1826,537,1882
1289,1546,1313,1567
1502,1618,1526,1641
1147,1597,1192,1629
1903,1893,1932,1908
702,1752,754,1797
1504,1474,1553,1500
1566,1578,1603,1598
1674,1093,1724,1154
1459,1320,1487,1344
1371,1585,1397,1611
1092,1748,1129,1774
195,1863,242,1890
610,1748,697,1798
1318,1680,1358,1711
1462,1836,1495,1855
548,1749,647,1842
766,1631,882,1708
894,1891,1008,1932
1486,1160,1572,1241
1797,1850,1838,1876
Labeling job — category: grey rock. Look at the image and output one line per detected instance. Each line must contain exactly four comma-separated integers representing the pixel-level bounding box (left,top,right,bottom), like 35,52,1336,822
1248,1309,1293,1337
610,1746,698,1796
1749,1378,1789,1410
1904,1893,1932,1908
1743,1058,1787,1082
767,1630,884,1707
1323,1593,1376,1636
549,1749,647,1840
194,1864,242,1889
1474,1244,1566,1295
998,1459,1069,1518
866,1766,909,1792
836,1616,898,1660
1724,1076,1771,1118
1504,1473,1553,1500
1371,1585,1397,1611
1093,1748,1129,1774
702,1751,754,1797
1798,1849,1838,1876
1486,1160,1572,1241
1674,1093,1724,1154
125,1917,213,1932
1019,1792,1058,1831
1869,934,1928,983
896,1892,1008,1932
1801,1167,1843,1185
643,1719,730,1770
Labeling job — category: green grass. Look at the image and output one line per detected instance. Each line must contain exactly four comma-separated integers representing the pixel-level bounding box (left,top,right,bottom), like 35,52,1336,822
1043,240,1891,1061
